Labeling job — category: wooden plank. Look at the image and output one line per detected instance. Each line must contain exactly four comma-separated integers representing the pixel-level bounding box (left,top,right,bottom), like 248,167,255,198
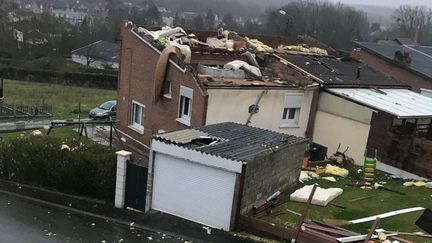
291,184,318,243
363,218,380,243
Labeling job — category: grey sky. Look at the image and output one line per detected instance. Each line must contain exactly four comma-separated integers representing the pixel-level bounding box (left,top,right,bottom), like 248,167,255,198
328,0,432,8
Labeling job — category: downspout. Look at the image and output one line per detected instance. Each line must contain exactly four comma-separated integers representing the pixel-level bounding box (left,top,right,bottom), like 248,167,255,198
245,90,268,126
305,87,320,139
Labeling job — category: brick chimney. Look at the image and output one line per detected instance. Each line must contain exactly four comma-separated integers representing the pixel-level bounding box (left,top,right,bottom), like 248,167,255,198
350,48,361,61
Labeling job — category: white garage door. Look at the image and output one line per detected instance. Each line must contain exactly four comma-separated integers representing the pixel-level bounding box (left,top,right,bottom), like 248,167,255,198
152,153,237,230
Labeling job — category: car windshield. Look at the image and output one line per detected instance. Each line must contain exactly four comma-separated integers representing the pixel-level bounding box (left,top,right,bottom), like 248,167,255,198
99,101,114,110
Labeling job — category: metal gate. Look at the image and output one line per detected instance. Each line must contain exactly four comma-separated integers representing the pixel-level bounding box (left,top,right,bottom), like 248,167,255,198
125,160,148,211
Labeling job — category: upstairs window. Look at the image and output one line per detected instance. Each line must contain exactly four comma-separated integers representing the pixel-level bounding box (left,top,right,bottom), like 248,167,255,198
281,93,303,127
130,100,145,134
177,86,193,126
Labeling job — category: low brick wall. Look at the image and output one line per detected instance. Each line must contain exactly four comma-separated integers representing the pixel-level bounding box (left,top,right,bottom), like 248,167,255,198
240,140,307,213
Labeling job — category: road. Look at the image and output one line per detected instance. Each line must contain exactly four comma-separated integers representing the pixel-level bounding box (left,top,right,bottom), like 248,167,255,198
0,192,186,243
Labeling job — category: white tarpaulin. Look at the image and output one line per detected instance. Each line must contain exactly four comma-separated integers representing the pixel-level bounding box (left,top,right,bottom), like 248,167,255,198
290,185,343,206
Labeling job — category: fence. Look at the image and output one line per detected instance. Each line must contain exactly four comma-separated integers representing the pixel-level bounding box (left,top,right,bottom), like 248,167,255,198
0,102,52,118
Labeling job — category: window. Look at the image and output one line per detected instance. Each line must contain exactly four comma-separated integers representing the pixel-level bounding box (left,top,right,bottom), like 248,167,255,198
130,101,145,134
281,93,303,127
177,86,193,126
163,80,172,99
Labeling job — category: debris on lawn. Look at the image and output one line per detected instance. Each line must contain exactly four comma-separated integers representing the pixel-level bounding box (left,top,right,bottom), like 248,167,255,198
325,164,349,177
290,184,343,206
253,191,282,214
426,182,432,188
415,208,432,234
348,196,372,203
324,207,426,226
322,176,337,182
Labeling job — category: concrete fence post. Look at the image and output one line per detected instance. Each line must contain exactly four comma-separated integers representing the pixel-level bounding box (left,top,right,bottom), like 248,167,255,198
115,150,132,209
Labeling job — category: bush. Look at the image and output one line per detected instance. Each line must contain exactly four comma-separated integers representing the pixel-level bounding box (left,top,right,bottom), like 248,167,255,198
0,135,116,200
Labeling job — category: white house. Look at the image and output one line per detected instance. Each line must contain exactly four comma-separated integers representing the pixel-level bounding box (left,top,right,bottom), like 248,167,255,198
71,40,119,69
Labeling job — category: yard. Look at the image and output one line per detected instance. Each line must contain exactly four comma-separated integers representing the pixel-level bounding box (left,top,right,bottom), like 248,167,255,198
2,79,116,119
259,171,432,243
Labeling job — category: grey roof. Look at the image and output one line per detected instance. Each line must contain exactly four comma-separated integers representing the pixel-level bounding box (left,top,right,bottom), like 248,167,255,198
281,54,406,87
71,40,119,62
355,42,432,80
156,122,308,162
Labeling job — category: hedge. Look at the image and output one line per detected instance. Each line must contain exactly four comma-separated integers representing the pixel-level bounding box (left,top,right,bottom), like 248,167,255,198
0,65,118,90
0,135,117,200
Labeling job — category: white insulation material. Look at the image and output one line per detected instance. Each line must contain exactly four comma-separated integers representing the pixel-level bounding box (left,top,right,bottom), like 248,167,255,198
290,185,343,206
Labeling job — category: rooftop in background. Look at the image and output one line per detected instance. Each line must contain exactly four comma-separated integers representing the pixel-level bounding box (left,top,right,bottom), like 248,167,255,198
282,54,407,88
355,41,432,81
155,122,308,162
71,40,119,62
326,88,432,118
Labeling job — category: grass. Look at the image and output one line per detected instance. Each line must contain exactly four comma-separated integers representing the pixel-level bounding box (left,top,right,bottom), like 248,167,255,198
3,79,116,119
259,170,432,243
0,126,90,142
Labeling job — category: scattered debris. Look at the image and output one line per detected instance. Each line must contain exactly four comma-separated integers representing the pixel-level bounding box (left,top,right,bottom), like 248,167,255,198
91,223,95,226
322,176,337,182
290,185,343,206
147,236,153,240
202,226,212,235
324,207,425,226
415,208,432,234
348,196,372,203
325,164,349,177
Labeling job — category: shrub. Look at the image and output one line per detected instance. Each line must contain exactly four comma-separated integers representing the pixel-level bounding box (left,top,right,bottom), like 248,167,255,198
0,135,116,200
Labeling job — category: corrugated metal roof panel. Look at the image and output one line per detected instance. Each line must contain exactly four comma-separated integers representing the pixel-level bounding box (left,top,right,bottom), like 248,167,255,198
327,88,432,118
156,129,209,144
154,122,308,162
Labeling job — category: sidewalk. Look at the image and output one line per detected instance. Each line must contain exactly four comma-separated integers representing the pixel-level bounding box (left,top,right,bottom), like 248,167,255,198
0,179,257,243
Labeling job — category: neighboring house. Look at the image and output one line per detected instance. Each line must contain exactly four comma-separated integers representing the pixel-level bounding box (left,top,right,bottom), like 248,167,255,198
355,40,432,91
71,40,119,69
147,122,308,230
116,24,334,152
50,6,89,25
315,88,432,179
281,52,432,179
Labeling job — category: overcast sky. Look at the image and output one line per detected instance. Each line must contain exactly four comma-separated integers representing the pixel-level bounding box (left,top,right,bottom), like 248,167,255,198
328,0,432,8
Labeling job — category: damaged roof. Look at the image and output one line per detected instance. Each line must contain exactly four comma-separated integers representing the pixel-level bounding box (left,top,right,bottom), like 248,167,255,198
156,122,308,161
281,54,406,87
327,88,432,118
355,42,432,80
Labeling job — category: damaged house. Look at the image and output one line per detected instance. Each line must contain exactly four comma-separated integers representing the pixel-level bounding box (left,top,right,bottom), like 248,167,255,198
116,23,333,154
281,53,432,179
147,122,308,230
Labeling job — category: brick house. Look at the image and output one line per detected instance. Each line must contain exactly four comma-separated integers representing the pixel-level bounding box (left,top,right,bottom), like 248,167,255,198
354,41,432,92
147,122,308,230
116,24,332,156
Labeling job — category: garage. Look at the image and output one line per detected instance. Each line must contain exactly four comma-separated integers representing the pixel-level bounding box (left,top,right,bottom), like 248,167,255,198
147,123,307,231
152,152,237,230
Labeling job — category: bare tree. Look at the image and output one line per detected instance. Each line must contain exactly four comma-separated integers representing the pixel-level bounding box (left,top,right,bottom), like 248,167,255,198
393,5,432,43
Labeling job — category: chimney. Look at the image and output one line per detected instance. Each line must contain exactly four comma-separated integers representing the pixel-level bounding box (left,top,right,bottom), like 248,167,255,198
356,67,361,79
350,48,361,61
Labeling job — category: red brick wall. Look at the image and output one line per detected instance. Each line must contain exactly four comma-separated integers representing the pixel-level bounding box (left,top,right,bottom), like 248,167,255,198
117,26,208,148
367,112,432,179
360,51,432,92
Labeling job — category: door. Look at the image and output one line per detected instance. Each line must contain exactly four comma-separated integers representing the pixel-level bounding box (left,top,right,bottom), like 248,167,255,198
125,160,148,211
151,153,237,231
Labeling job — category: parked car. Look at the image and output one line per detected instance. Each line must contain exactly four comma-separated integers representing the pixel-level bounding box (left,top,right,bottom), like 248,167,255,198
89,100,116,119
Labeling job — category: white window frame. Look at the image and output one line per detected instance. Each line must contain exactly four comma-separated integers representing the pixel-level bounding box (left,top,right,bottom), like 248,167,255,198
280,93,303,128
129,100,145,134
177,85,193,126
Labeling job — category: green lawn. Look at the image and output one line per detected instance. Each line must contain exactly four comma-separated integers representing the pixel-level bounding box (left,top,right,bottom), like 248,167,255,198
260,171,432,243
0,126,90,142
3,79,116,119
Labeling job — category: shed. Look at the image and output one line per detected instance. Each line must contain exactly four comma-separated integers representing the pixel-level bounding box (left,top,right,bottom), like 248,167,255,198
147,122,308,231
